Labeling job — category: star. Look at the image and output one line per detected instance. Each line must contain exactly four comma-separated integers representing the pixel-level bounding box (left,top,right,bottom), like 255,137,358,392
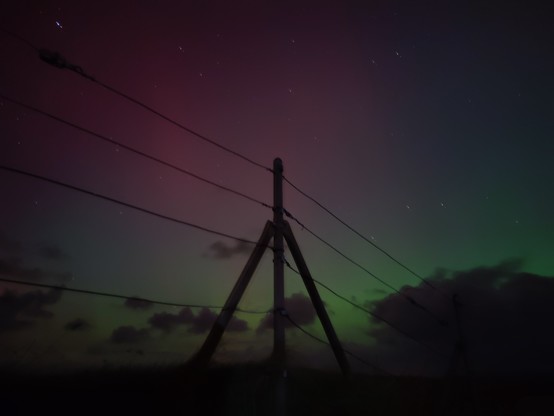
55,21,63,29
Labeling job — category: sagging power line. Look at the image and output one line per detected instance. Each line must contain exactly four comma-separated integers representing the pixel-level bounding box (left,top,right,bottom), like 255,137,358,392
284,209,448,327
284,176,445,295
1,28,271,172
284,314,392,376
283,258,449,358
0,93,271,210
0,164,270,249
0,276,270,314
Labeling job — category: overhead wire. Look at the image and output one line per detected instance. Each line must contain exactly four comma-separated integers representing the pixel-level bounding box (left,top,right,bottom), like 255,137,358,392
2,28,273,172
282,258,450,358
284,314,392,376
0,276,269,314
0,164,271,249
1,28,272,172
0,93,271,210
0,27,39,51
283,176,445,295
283,209,448,326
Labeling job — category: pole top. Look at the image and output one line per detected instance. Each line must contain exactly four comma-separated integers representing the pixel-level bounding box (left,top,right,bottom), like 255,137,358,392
273,158,283,171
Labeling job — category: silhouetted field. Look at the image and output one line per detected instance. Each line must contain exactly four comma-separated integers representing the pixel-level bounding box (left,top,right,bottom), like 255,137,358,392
1,363,552,415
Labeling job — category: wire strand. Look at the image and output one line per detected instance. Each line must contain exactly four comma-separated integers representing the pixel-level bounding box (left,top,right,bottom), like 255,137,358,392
0,276,268,314
284,176,444,294
92,80,272,172
282,258,450,358
284,314,392,376
0,93,271,210
283,209,447,326
0,27,40,52
0,164,270,249
1,28,271,171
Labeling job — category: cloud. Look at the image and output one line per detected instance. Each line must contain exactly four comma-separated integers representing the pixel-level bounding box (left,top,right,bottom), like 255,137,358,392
124,296,154,310
227,315,249,332
0,256,72,281
146,306,249,334
64,318,91,331
0,231,23,255
36,243,67,260
148,307,194,332
207,240,251,259
110,325,150,344
188,307,218,334
0,287,62,332
364,260,554,376
0,231,68,261
257,293,316,333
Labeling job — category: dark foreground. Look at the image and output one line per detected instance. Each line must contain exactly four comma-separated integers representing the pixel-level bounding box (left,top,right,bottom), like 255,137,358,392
1,364,552,415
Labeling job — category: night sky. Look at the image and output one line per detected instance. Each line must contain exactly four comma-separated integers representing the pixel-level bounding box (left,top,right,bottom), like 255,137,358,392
1,1,553,376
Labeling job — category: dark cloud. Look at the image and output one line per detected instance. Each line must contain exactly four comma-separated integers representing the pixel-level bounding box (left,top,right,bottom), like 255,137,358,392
207,240,251,259
227,315,249,332
0,256,72,281
188,307,218,334
124,296,154,310
64,318,91,331
110,325,150,344
148,306,248,334
0,232,68,261
148,307,194,332
0,231,23,255
36,243,67,260
0,288,62,332
257,293,316,333
364,260,554,376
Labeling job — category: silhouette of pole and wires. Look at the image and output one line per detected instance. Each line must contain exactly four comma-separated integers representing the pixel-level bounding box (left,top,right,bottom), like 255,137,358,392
0,28,457,385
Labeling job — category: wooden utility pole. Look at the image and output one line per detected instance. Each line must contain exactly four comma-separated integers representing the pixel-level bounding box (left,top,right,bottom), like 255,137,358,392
438,294,477,415
272,158,287,416
193,158,350,414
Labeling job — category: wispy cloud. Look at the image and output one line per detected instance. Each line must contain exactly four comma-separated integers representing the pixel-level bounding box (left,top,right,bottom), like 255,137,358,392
64,318,92,331
0,256,72,281
0,288,62,333
207,240,251,259
110,325,151,344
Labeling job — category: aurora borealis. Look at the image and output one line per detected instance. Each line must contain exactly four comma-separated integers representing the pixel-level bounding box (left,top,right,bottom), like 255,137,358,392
1,1,553,375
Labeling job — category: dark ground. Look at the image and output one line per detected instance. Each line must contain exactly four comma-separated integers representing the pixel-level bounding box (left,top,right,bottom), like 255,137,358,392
1,364,552,415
